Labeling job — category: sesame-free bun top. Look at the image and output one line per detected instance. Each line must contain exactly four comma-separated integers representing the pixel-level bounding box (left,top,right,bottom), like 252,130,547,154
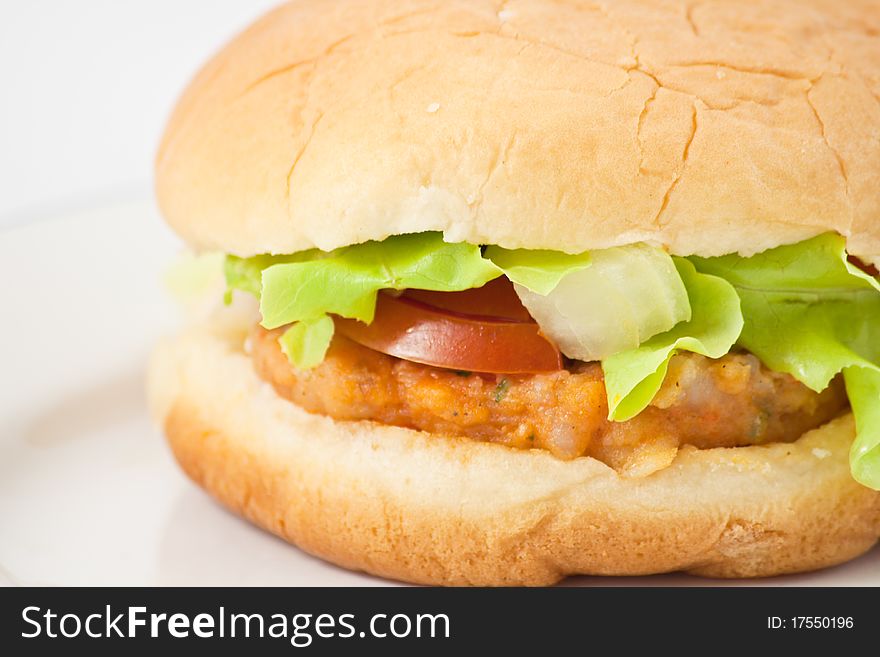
155,0,880,261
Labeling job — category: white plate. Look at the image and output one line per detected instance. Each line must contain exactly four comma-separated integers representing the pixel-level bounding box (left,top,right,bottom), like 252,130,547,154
1,201,877,586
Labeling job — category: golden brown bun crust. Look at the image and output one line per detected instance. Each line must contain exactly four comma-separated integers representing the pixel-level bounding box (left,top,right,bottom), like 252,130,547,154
147,316,880,585
156,0,880,261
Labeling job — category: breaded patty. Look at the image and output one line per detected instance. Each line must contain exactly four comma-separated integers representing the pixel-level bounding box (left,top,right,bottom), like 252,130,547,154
251,326,847,476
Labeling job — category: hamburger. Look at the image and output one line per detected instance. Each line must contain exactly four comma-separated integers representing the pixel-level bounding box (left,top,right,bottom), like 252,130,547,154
148,0,880,585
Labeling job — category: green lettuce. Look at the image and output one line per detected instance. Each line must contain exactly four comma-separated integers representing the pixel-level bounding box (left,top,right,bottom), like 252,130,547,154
164,252,225,303
224,251,319,301
226,234,502,367
227,233,606,370
691,234,880,489
278,315,335,369
482,245,591,294
601,258,743,421
511,244,692,361
258,233,504,328
225,233,597,370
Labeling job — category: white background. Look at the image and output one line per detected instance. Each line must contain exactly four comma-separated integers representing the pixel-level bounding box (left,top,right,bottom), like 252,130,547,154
0,0,278,227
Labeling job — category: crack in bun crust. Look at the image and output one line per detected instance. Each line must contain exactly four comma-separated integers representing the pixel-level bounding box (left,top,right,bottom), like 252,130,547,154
155,0,880,262
148,319,880,585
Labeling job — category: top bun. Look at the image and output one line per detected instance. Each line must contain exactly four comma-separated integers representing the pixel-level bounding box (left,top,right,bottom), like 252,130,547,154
156,0,880,261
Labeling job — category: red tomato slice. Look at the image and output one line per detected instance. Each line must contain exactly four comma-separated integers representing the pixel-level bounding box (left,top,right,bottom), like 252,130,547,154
334,279,562,374
402,277,534,322
848,255,879,278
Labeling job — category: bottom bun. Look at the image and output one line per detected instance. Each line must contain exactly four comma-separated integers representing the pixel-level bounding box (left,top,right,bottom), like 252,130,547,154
148,315,880,586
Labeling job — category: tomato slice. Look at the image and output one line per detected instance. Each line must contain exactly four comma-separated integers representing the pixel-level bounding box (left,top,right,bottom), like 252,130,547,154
402,277,534,322
334,279,563,374
848,255,880,278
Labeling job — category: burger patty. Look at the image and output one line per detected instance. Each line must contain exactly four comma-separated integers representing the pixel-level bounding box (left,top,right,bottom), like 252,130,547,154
251,326,847,476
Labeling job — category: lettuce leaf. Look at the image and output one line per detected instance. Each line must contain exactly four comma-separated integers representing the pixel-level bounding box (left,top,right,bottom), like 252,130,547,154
601,258,743,421
230,234,502,368
511,244,692,361
224,251,321,304
258,233,501,328
845,367,880,489
691,234,880,489
278,315,335,370
482,245,591,294
225,233,606,370
164,252,224,303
